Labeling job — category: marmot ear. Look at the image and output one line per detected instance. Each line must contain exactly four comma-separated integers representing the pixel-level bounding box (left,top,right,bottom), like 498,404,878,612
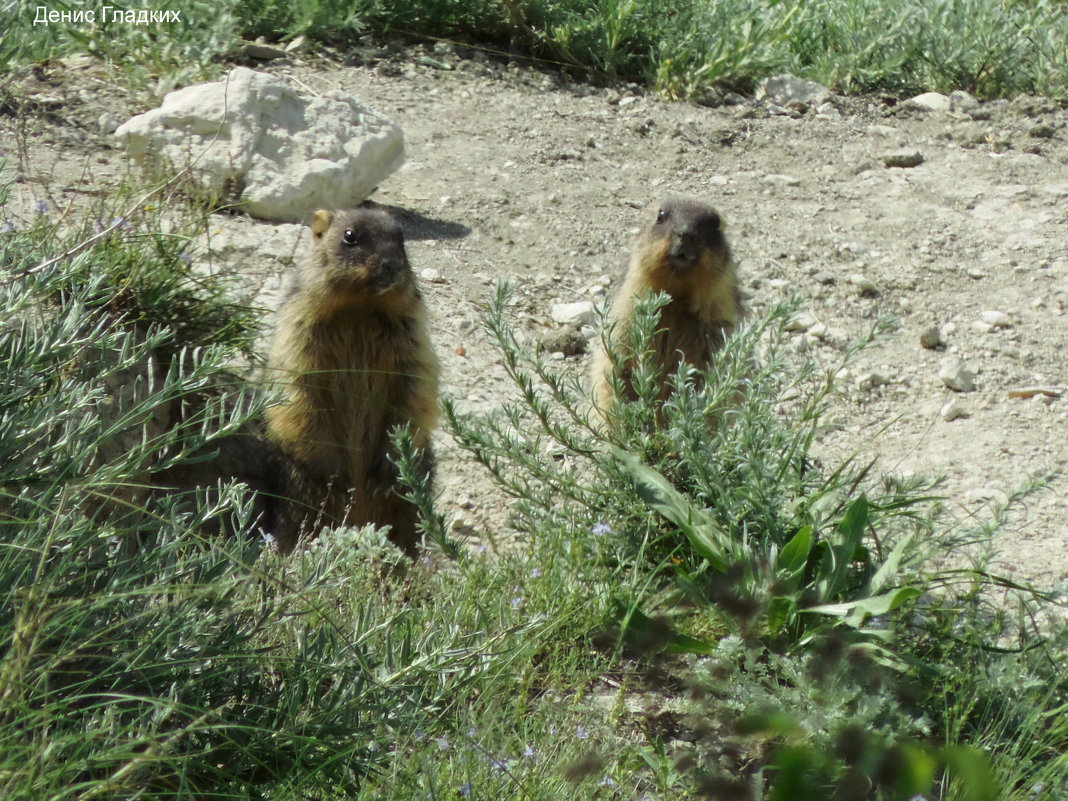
311,209,333,238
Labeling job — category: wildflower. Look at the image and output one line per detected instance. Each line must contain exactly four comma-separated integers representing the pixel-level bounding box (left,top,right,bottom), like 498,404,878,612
421,555,433,568
599,776,616,787
548,725,557,736
414,730,426,742
459,783,472,797
467,726,477,738
434,736,449,751
591,521,611,536
33,200,48,214
0,221,14,234
260,531,276,549
575,725,589,740
522,745,535,759
487,757,507,773
529,567,541,578
178,251,193,263
511,596,522,610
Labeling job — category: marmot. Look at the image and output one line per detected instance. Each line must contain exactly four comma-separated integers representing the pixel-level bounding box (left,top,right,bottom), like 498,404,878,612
591,197,742,418
266,203,439,555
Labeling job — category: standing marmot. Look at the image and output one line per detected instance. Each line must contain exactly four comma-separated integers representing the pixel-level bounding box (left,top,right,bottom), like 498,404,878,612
591,197,742,419
266,203,439,555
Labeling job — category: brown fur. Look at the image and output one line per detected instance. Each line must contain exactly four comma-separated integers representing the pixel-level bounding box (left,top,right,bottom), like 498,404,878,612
591,197,742,419
266,204,439,555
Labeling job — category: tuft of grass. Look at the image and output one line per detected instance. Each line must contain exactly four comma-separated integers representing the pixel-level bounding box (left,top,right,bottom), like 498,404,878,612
3,0,1066,99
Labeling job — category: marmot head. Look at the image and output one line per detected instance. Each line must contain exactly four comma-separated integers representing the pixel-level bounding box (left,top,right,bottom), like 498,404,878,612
308,203,412,298
637,198,732,294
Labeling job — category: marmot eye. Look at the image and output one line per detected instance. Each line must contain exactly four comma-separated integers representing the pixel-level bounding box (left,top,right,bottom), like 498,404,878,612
656,209,667,223
342,229,359,246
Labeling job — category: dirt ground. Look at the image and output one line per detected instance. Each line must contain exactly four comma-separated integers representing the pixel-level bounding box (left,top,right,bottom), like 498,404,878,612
3,43,1066,590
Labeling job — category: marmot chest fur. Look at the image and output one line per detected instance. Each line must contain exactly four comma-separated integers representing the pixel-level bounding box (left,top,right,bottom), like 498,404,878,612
266,204,439,554
592,197,742,415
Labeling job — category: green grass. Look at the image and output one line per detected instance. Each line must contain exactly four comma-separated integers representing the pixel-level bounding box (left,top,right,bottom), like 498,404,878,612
2,0,1067,99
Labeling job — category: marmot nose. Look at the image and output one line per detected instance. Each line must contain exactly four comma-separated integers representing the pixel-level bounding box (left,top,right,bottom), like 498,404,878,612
669,229,698,262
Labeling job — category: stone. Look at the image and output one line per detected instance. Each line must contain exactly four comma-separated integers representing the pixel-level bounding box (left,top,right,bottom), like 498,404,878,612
920,326,944,350
538,325,587,357
941,398,969,421
755,75,832,107
979,310,1011,328
849,274,879,296
419,267,444,283
785,311,816,332
949,91,979,113
115,67,405,223
905,92,951,112
939,357,975,392
884,150,924,168
550,301,595,327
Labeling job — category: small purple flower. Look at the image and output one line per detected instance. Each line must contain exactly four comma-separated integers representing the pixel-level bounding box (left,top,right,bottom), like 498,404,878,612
0,221,14,234
510,596,522,610
522,745,535,759
548,725,557,736
434,736,449,751
529,567,541,578
487,757,508,773
459,783,472,797
420,555,433,568
467,726,477,738
575,725,589,740
414,730,426,742
111,216,130,230
178,251,192,263
33,200,48,214
591,521,611,536
599,775,616,787
260,531,276,549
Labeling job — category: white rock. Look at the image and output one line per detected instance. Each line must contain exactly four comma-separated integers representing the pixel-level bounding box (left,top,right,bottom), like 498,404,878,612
550,301,595,326
905,92,951,112
856,370,892,390
849,274,879,295
941,398,969,421
115,67,405,223
979,310,1011,328
949,90,979,112
939,357,975,392
808,322,828,340
419,267,443,283
755,75,832,106
763,174,802,187
785,311,816,332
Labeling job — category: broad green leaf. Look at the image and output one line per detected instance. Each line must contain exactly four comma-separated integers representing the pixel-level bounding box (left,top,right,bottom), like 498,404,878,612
776,525,812,591
803,586,921,624
614,448,733,572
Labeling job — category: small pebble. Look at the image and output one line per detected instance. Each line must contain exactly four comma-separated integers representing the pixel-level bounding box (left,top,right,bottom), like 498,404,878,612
979,310,1011,328
884,150,924,168
849,274,879,296
939,357,975,392
941,398,969,421
920,326,944,349
785,311,816,332
420,267,444,283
